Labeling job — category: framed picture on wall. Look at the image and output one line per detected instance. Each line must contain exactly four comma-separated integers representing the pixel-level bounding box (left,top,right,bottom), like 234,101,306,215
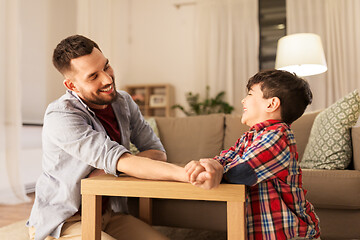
149,94,166,107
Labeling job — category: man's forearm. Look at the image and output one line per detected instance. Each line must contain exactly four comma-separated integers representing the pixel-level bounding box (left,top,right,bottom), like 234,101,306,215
136,149,167,161
117,153,188,182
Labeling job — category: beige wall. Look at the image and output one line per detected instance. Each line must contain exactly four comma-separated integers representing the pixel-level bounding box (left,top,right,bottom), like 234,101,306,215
118,0,197,117
20,0,198,122
20,0,338,122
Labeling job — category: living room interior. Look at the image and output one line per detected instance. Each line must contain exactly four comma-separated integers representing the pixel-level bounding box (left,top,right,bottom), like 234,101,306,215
1,0,360,239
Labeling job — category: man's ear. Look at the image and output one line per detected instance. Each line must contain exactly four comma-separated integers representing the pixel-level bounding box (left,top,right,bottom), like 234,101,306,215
266,97,281,112
63,79,78,92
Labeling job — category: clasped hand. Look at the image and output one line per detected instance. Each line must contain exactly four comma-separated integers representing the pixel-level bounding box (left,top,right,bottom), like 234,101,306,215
184,158,223,189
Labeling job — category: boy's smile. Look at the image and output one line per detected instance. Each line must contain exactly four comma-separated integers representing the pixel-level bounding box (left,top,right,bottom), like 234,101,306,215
241,84,276,127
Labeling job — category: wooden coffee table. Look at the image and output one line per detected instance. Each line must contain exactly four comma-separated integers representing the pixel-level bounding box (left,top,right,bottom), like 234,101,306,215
81,175,246,240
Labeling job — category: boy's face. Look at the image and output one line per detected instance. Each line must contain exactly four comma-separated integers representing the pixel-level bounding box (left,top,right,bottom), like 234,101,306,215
241,84,273,127
64,48,117,109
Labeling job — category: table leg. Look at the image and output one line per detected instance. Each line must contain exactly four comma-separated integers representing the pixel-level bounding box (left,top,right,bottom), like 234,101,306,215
82,194,102,240
139,197,153,224
227,201,246,240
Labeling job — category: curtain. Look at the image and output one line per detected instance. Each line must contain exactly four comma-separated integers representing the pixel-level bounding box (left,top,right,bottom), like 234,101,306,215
286,0,360,110
0,0,29,204
194,0,259,113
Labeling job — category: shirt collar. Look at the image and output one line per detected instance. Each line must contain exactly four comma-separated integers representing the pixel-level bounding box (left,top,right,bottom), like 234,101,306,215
67,90,96,116
250,119,285,132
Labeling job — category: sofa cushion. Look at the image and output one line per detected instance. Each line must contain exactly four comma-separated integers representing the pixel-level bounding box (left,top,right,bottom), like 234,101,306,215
223,114,249,149
301,90,360,169
155,114,224,164
352,126,360,170
302,169,360,209
291,110,321,161
130,118,159,154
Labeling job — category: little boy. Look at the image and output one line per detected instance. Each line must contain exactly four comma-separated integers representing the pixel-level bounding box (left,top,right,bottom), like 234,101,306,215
186,70,320,240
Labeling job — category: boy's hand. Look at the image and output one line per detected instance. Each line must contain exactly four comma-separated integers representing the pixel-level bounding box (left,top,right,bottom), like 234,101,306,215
185,160,206,184
192,159,224,189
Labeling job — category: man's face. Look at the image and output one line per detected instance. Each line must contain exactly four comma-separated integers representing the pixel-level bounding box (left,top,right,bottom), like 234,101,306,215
241,84,271,127
65,48,117,109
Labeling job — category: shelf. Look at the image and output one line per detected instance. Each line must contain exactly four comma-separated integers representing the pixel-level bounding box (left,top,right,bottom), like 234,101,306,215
125,84,174,117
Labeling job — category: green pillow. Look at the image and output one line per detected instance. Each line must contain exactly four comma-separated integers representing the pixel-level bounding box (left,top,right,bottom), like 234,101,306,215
301,90,360,169
129,118,159,155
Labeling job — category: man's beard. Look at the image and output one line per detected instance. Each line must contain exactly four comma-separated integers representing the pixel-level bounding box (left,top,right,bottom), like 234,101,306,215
88,90,118,106
82,79,118,107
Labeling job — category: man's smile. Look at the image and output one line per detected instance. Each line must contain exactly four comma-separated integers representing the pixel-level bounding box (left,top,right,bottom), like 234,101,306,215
99,85,114,93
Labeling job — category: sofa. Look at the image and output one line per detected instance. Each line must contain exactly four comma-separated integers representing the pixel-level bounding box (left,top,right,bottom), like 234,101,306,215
129,111,360,240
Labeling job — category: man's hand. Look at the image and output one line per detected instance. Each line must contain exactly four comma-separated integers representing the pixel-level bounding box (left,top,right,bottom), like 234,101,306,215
185,160,207,184
191,159,224,189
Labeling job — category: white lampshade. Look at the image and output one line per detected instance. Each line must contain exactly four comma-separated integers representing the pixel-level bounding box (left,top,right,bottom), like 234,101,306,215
275,33,327,77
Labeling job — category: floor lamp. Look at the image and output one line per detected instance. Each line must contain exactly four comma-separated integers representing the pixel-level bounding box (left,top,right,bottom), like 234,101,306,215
275,33,327,77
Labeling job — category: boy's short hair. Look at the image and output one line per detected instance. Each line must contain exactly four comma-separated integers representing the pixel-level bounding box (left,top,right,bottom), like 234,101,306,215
52,35,101,75
247,69,313,124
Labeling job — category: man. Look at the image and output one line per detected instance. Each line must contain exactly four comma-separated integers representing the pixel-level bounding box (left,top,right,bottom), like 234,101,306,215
27,35,188,240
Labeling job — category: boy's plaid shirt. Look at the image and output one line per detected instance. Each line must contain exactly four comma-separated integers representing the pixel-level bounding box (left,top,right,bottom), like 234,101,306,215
214,120,320,240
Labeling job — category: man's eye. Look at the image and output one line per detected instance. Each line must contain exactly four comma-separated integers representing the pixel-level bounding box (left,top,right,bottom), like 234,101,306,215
91,74,98,80
104,64,110,71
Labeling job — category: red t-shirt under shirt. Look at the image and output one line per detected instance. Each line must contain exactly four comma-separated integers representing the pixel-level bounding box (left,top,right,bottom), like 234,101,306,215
91,104,121,144
90,104,121,212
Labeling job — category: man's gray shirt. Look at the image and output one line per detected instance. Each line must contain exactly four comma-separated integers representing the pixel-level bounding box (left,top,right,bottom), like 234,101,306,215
27,90,165,240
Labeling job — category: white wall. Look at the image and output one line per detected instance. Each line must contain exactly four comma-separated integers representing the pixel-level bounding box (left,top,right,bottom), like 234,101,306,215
20,0,49,124
20,0,77,124
46,0,78,106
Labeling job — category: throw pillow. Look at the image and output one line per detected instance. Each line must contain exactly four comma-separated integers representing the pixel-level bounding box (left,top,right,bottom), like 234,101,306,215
130,118,159,155
301,90,360,169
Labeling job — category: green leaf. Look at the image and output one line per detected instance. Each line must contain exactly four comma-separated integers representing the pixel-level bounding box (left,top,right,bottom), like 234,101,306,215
171,86,234,116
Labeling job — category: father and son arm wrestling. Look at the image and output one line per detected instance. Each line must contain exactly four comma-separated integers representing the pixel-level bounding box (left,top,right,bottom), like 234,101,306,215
27,35,320,240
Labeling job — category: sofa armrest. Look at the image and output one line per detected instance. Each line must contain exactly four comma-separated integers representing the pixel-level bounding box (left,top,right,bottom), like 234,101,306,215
352,126,360,170
302,169,360,209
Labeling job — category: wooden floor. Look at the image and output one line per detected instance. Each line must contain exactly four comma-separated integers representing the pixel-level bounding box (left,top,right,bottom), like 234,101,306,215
0,193,35,227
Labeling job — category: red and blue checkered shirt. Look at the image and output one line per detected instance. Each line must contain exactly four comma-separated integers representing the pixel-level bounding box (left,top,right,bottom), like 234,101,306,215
214,120,320,240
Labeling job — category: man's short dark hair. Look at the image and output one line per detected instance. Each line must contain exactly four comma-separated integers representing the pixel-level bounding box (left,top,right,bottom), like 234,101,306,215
52,35,101,75
247,69,313,124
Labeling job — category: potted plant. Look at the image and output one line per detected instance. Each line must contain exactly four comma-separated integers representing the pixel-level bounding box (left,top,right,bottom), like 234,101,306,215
172,86,234,116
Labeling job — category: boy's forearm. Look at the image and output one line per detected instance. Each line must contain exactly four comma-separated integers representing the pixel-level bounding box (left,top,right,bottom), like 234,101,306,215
117,153,188,182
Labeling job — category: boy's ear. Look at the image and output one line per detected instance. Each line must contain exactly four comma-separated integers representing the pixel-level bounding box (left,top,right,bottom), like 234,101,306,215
266,97,281,112
63,79,78,92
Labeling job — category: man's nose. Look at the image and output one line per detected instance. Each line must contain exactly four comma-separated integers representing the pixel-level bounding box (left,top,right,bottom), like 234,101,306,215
100,71,113,84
